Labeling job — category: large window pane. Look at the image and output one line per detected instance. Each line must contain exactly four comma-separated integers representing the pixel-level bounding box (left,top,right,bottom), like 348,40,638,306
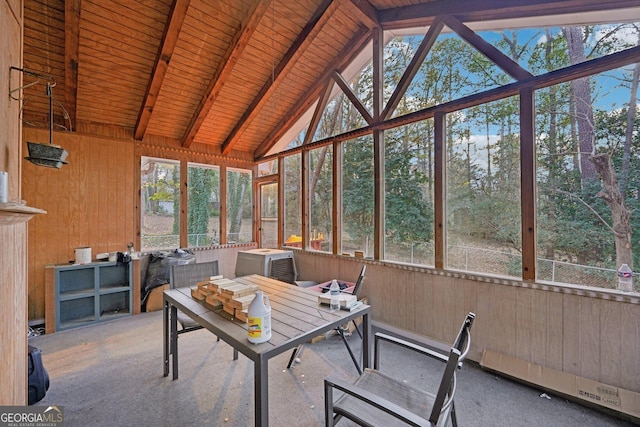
309,146,333,252
140,157,180,251
342,136,374,257
226,168,252,243
384,120,435,265
446,98,522,278
536,66,640,290
283,154,301,249
187,163,220,247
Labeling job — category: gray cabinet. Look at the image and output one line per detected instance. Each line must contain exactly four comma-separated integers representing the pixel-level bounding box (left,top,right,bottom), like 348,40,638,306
50,261,132,331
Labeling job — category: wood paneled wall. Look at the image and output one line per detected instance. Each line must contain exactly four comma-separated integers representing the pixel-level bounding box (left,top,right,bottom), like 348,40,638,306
1,0,27,405
294,251,640,394
23,128,136,321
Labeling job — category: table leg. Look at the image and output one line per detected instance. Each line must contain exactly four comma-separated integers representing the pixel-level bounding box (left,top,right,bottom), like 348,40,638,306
254,356,269,427
171,304,179,380
163,298,169,377
362,312,371,369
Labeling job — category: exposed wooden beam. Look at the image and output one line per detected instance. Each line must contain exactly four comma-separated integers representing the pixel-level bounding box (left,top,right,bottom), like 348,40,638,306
254,26,371,160
332,70,373,124
344,0,379,29
520,87,536,281
303,79,333,146
382,17,444,120
64,0,81,130
221,0,336,155
440,15,532,81
379,0,640,30
182,0,270,148
134,0,191,141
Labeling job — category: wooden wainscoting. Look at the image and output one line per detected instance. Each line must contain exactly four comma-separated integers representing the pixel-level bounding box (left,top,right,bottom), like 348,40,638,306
294,251,640,396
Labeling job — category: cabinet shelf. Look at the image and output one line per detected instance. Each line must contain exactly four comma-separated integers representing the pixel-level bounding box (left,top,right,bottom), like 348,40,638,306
47,261,133,331
59,290,95,301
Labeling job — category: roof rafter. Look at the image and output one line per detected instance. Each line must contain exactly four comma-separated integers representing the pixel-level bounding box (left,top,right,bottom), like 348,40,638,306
303,79,334,146
254,25,372,160
221,0,336,155
182,0,271,148
134,0,191,141
379,0,640,30
64,0,81,130
441,15,532,81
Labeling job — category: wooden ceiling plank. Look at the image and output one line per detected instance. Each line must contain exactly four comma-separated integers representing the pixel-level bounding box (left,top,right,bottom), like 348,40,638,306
134,0,191,140
221,0,336,155
382,17,444,120
332,70,373,124
254,25,371,160
440,15,533,81
181,0,272,148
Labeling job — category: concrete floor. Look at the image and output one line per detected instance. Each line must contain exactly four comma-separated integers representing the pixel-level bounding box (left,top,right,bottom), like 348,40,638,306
29,311,633,426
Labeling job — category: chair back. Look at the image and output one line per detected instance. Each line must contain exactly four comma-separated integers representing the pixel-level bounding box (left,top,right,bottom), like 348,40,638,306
269,257,297,284
428,347,461,425
351,265,366,298
170,261,219,290
452,312,475,364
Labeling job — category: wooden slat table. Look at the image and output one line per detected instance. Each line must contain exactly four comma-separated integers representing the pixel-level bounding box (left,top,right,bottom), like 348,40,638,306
163,274,371,427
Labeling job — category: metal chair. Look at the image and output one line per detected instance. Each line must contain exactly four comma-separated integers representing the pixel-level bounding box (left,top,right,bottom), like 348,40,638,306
324,312,475,427
287,265,367,373
169,260,237,360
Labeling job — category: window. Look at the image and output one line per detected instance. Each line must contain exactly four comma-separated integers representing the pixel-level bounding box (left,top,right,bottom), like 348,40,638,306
384,121,435,265
536,66,640,289
140,157,180,251
309,146,333,252
226,168,253,244
283,154,301,248
446,99,522,278
342,136,374,256
187,163,220,247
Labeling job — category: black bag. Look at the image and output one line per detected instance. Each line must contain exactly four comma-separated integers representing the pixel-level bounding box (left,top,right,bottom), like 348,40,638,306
28,345,50,405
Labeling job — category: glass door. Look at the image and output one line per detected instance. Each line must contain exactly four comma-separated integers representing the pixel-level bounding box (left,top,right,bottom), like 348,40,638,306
259,182,278,248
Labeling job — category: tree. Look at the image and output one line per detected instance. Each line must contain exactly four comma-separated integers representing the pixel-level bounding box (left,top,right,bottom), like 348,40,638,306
563,25,636,271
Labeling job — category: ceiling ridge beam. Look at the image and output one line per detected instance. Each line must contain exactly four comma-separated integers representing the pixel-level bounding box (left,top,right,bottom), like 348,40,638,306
344,0,379,29
221,0,336,155
382,17,444,120
379,0,640,30
254,25,371,160
182,0,271,148
134,0,191,141
64,0,81,130
440,15,533,81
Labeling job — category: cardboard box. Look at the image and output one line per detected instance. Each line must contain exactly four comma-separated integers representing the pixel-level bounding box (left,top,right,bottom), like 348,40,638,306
146,284,169,312
480,349,640,422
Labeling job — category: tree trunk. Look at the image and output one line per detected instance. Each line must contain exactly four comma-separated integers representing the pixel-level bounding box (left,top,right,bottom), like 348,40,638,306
621,36,640,193
563,26,598,182
590,153,633,270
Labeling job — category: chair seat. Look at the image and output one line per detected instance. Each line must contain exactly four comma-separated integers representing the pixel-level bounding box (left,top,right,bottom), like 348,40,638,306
333,368,437,426
177,311,200,330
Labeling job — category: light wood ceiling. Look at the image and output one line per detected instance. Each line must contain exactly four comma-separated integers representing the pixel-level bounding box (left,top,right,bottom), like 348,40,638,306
20,0,639,161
